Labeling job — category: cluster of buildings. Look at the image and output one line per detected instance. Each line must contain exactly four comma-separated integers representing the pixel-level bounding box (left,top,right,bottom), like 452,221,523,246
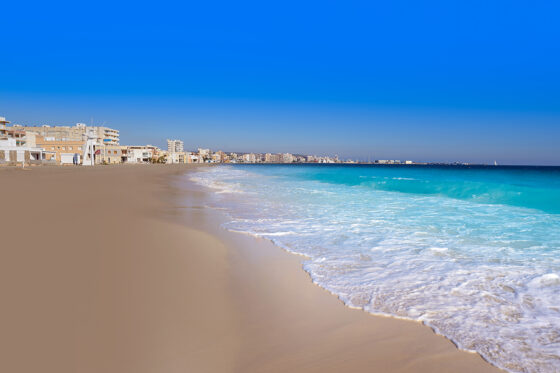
1,118,128,165
163,141,345,164
0,116,351,166
201,151,342,164
375,160,414,165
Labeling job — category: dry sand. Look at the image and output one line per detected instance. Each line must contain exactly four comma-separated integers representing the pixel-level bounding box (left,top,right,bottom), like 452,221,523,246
0,165,503,373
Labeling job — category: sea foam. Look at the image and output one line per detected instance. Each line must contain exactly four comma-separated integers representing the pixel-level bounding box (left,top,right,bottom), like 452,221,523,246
189,164,560,373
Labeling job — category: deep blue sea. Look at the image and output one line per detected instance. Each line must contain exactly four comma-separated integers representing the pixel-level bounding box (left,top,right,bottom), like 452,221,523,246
190,164,560,373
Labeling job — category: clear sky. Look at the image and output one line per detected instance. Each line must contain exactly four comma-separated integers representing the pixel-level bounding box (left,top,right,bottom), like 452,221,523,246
1,0,559,164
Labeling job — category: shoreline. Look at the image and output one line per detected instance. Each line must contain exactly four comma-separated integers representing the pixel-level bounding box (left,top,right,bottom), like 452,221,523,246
172,168,504,372
1,165,503,372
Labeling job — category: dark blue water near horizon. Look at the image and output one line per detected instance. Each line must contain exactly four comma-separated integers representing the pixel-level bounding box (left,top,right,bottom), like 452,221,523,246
233,164,560,214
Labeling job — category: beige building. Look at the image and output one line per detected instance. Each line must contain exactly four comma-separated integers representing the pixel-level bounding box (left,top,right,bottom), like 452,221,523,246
213,150,227,163
242,153,257,163
17,123,85,141
265,153,282,163
1,125,27,147
17,123,120,145
24,132,38,147
96,127,120,145
211,151,223,163
166,151,191,164
35,135,84,164
0,117,9,140
97,145,126,164
198,148,210,158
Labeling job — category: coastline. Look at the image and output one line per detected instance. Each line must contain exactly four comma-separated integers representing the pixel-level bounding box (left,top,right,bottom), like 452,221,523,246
1,165,502,372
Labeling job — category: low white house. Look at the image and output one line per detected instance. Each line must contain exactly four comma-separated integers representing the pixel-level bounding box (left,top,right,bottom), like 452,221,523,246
188,154,203,163
126,148,153,163
0,138,46,164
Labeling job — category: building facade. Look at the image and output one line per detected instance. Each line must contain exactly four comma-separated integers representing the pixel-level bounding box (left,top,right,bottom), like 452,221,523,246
35,135,85,164
97,145,126,164
94,127,120,146
242,153,257,163
0,117,46,165
126,145,160,163
17,123,120,145
0,117,8,140
265,153,282,163
167,139,184,153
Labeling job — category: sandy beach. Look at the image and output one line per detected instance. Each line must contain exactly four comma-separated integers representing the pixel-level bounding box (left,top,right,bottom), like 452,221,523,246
1,165,502,373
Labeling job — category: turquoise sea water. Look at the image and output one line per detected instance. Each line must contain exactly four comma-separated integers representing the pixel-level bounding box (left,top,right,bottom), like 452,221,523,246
190,164,560,373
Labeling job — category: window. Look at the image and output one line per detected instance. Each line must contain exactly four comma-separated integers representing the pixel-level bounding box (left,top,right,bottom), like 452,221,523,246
69,146,73,150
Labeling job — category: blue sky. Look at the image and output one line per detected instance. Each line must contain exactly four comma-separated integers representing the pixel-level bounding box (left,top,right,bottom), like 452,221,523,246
1,0,559,164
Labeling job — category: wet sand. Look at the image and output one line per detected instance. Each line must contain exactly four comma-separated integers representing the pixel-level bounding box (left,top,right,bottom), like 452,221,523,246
0,165,502,373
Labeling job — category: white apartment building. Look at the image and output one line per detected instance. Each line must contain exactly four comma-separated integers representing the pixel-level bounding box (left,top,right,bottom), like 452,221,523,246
167,139,184,153
242,153,257,163
281,153,294,163
198,148,210,157
126,146,154,163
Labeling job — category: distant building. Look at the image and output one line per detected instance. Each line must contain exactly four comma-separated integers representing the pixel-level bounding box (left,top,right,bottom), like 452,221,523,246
17,123,120,145
197,148,211,162
281,153,294,163
265,153,281,163
242,153,257,163
211,151,224,163
167,139,184,153
166,152,181,164
187,153,203,163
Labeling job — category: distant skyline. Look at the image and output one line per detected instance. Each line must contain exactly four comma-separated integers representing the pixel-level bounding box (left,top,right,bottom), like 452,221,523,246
1,1,559,165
